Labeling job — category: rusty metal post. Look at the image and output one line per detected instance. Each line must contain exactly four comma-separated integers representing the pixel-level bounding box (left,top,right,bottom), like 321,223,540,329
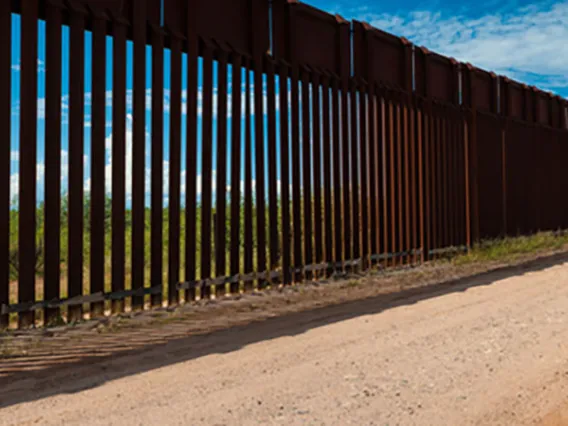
130,0,148,311
463,64,480,246
184,0,198,302
44,0,64,324
266,57,280,273
89,3,108,318
150,22,165,307
215,46,229,297
200,38,214,298
0,0,11,329
229,52,243,291
111,10,128,314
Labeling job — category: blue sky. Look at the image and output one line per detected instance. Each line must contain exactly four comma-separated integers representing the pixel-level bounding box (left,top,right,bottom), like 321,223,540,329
313,0,568,96
8,0,568,206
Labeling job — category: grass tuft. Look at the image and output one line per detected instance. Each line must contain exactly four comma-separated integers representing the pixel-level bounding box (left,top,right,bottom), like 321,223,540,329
453,231,568,266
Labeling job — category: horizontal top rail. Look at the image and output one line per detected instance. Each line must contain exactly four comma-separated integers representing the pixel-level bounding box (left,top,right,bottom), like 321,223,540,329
7,0,567,121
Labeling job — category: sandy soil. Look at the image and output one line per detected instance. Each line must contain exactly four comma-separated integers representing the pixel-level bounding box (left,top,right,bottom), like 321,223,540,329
2,253,568,425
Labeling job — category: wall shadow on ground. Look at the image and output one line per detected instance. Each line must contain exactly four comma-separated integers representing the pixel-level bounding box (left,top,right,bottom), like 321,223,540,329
1,252,567,409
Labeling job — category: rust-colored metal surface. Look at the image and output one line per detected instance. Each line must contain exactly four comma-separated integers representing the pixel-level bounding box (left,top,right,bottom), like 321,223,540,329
302,68,313,278
215,48,229,295
0,0,11,329
200,40,214,297
110,10,127,314
2,0,566,328
266,58,279,271
352,21,412,91
415,48,459,104
44,0,64,324
476,111,505,239
89,4,107,317
273,1,349,77
535,89,552,126
312,70,323,266
150,23,165,307
18,0,39,328
279,61,292,284
230,53,244,289
168,32,183,303
462,64,498,113
501,77,527,120
131,0,147,311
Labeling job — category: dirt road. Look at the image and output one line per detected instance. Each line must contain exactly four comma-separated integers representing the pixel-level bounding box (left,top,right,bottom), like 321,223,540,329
2,256,568,425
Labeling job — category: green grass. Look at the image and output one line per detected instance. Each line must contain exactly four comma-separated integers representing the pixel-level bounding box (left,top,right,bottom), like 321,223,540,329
453,231,568,266
7,192,568,310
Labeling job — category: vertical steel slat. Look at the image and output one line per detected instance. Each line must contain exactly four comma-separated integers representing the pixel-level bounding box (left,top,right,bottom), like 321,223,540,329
254,55,267,288
150,24,164,307
396,103,404,264
89,6,107,317
504,119,513,235
0,0,11,328
215,48,228,298
518,123,526,233
449,114,457,247
384,98,392,264
466,108,479,246
460,116,467,246
456,113,463,245
436,115,446,248
375,90,385,263
533,125,541,232
368,87,378,261
417,106,425,263
359,84,368,269
430,112,438,254
379,91,387,262
423,105,431,260
167,32,182,304
341,81,351,264
291,67,302,280
332,78,342,266
67,3,86,322
243,59,254,289
278,63,291,284
200,40,213,298
229,53,243,291
131,0,147,310
301,68,312,279
446,114,454,245
438,112,446,249
184,18,198,302
111,15,127,313
322,75,333,271
403,100,411,263
410,102,418,262
388,101,396,265
504,119,508,236
442,114,449,248
44,0,63,324
430,111,438,254
451,112,458,244
266,59,279,272
311,71,323,266
18,0,39,328
349,80,360,264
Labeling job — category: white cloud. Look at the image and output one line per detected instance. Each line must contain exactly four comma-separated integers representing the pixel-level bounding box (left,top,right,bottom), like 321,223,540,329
354,1,568,93
10,174,18,199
